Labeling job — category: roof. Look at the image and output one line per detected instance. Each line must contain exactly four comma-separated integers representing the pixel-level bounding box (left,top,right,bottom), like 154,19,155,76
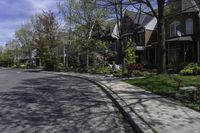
166,0,200,15
125,10,156,30
126,10,154,27
182,0,199,12
166,36,193,42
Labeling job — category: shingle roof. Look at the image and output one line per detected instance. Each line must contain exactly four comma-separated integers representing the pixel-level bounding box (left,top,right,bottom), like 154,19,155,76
193,0,200,11
125,10,154,27
167,0,200,14
182,0,199,12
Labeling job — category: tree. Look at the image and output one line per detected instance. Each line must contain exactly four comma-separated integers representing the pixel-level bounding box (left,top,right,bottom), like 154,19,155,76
125,38,137,65
15,23,34,63
31,11,61,70
97,0,134,72
4,39,20,65
129,0,167,73
60,0,109,70
98,0,167,73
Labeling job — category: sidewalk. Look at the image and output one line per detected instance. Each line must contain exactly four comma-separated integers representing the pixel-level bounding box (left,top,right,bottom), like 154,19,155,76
47,72,200,133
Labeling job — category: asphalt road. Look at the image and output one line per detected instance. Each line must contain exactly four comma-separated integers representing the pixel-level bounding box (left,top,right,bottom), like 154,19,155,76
0,68,134,133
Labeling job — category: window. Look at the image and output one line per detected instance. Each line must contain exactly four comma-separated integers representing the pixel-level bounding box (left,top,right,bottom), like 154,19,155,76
186,18,193,34
170,21,181,37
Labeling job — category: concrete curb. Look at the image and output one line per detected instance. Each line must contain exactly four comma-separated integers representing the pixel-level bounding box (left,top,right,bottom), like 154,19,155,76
42,71,155,133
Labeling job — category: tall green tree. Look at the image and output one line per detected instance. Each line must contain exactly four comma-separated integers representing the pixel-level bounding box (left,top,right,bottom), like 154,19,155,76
60,0,109,70
15,23,34,62
31,11,61,70
97,0,133,72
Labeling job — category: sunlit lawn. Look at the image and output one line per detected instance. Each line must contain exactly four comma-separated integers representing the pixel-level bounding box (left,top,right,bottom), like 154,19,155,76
125,74,200,111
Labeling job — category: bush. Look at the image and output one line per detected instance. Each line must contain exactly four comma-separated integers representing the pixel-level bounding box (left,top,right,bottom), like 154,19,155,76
96,66,112,75
11,64,17,68
55,63,66,72
19,64,26,69
113,69,123,77
180,63,200,75
127,63,144,76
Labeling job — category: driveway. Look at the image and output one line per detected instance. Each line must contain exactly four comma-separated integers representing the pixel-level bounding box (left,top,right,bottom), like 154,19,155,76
0,69,133,133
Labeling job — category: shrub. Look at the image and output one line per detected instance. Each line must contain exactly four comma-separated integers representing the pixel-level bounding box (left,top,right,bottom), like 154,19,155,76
11,64,17,68
127,63,144,76
19,64,26,69
55,63,66,72
96,66,112,75
180,63,200,75
113,69,123,77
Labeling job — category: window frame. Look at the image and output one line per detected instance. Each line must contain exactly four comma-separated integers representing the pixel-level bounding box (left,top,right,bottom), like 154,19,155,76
185,18,193,35
170,21,181,37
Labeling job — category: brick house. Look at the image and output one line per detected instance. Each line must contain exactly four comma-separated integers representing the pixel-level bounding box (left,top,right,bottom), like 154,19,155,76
111,10,157,65
112,0,200,68
143,0,200,68
164,0,200,67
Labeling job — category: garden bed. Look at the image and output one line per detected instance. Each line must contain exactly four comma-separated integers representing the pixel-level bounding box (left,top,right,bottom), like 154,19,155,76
125,74,200,111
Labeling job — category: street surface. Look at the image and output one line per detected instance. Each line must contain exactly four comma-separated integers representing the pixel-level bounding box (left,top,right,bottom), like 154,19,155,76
0,68,133,133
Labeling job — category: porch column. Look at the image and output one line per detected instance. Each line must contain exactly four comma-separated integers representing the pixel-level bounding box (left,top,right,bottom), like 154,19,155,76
198,12,200,63
168,43,170,64
184,43,185,62
155,47,157,64
198,41,200,63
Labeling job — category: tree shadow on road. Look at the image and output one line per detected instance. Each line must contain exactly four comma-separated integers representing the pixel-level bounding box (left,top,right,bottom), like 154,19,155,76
0,75,133,133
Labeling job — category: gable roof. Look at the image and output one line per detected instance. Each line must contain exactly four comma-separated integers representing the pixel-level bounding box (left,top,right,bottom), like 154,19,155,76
167,0,200,14
182,0,199,12
126,10,154,26
125,10,156,30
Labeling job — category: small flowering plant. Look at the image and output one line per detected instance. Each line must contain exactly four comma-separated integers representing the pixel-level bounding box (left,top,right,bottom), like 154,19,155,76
127,63,144,76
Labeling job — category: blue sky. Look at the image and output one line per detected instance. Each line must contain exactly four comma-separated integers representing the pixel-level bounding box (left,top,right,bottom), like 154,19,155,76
0,0,59,46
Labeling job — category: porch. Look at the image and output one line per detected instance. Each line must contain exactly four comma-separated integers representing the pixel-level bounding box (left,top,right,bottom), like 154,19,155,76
145,36,200,68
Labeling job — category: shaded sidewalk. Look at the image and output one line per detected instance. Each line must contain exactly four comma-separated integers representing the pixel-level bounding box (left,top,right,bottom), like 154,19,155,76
47,72,200,133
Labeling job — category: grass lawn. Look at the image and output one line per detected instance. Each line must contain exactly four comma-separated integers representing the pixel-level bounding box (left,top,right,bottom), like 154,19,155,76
125,74,200,111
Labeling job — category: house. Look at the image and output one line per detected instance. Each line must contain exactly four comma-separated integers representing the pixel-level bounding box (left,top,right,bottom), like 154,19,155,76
164,0,200,67
124,10,157,65
112,0,200,69
111,10,157,65
142,0,200,68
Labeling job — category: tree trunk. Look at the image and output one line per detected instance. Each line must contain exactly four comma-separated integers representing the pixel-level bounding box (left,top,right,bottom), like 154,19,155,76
86,50,89,70
121,39,126,73
157,16,166,73
156,0,166,73
66,54,69,68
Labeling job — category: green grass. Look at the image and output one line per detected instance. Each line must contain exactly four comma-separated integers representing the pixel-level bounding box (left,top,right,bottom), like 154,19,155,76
125,74,200,111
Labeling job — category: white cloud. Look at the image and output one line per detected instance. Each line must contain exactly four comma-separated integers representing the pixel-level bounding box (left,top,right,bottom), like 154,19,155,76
27,0,59,13
0,0,59,46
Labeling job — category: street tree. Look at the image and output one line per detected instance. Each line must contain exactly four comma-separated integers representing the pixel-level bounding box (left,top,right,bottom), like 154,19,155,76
129,0,167,73
59,0,109,70
97,0,135,73
31,11,61,70
15,23,34,63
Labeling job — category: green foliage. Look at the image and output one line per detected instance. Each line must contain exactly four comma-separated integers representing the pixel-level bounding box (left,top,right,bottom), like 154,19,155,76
0,52,13,67
19,64,26,69
94,66,112,75
125,39,137,65
125,74,200,111
11,64,17,68
55,63,66,72
180,63,200,75
113,69,123,77
31,11,61,71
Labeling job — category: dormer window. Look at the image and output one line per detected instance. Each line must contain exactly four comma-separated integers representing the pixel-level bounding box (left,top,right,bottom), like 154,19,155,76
185,18,193,34
170,21,181,37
